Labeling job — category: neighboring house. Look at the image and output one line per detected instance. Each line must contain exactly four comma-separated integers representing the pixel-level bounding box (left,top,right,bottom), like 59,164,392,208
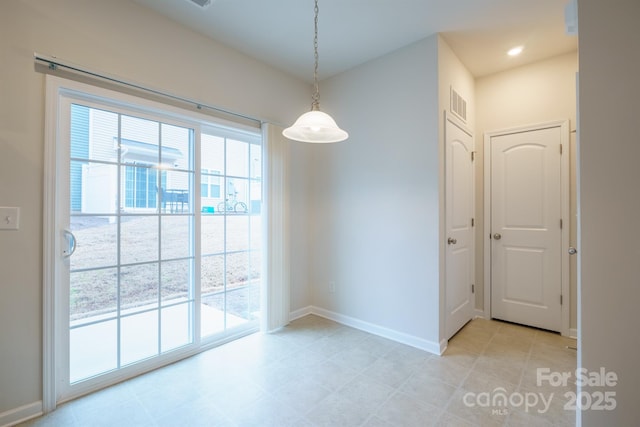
70,105,256,215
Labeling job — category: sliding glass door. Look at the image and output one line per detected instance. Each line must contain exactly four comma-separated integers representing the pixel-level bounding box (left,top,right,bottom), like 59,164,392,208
54,83,262,401
200,131,262,337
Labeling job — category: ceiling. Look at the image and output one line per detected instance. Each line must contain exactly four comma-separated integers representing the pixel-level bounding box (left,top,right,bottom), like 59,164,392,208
132,0,577,83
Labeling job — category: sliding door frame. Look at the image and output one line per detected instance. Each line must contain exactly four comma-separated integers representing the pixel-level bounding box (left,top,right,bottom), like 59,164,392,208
43,75,267,410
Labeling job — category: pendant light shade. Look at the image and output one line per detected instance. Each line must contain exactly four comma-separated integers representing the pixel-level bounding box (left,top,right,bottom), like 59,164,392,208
283,0,348,143
283,109,348,143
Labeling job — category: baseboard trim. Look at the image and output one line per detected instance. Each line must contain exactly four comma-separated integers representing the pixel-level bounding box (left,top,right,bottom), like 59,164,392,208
568,328,578,339
0,401,42,427
289,306,313,322
296,306,443,355
474,309,487,319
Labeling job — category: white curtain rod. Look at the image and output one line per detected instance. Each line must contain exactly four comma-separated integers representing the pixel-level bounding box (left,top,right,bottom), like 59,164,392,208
33,52,263,128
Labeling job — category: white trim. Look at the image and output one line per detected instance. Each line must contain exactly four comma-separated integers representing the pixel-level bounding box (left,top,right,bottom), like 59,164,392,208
483,120,571,336
289,306,313,322
0,401,42,427
299,306,444,355
474,309,486,319
560,121,571,338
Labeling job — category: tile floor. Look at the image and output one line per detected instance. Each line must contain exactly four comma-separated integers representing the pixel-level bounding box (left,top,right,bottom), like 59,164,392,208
20,315,577,427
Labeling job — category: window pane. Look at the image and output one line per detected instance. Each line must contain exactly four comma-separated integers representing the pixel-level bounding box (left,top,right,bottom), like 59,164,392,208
250,216,261,251
226,251,249,288
70,268,117,321
249,181,262,215
250,143,262,180
162,124,192,170
163,171,192,214
202,134,225,175
71,105,118,163
70,216,117,270
226,139,249,177
223,178,248,213
121,166,160,211
70,319,117,383
121,216,159,264
202,215,224,255
161,216,191,260
161,259,191,305
121,311,158,366
250,251,261,283
201,254,224,294
161,303,193,352
201,293,225,337
120,263,159,311
71,161,118,214
227,286,258,324
120,115,159,165
120,114,160,152
226,216,249,252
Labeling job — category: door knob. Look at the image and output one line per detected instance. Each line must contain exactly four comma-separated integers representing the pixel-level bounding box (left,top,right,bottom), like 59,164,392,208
447,237,457,245
568,247,577,255
493,233,502,240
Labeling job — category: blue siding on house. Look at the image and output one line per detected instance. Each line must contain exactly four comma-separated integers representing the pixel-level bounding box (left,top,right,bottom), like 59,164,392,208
70,104,90,211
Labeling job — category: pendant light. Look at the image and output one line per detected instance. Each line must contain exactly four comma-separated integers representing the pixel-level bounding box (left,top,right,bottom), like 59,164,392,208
283,0,348,143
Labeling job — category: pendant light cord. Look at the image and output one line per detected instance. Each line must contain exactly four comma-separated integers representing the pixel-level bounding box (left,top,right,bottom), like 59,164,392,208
312,0,320,111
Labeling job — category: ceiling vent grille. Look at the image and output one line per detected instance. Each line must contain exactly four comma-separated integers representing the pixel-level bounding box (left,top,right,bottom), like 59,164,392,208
450,87,467,123
187,0,212,8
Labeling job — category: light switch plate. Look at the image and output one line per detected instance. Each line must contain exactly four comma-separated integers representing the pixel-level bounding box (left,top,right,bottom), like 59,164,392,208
0,207,20,230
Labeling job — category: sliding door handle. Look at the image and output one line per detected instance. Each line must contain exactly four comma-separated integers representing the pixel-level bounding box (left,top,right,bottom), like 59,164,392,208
63,229,77,258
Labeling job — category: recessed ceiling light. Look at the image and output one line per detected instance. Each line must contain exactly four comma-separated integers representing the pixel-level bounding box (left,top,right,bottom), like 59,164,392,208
507,46,524,57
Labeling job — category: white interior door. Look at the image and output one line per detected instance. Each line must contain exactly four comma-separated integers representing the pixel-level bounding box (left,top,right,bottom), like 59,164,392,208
490,126,563,331
445,117,474,339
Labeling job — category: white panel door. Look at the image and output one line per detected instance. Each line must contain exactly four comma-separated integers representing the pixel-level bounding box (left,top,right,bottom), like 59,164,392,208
445,118,474,339
490,126,562,331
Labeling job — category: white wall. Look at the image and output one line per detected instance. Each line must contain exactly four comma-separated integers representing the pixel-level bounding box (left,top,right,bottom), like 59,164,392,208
305,36,441,348
0,0,309,418
475,52,578,331
578,0,640,424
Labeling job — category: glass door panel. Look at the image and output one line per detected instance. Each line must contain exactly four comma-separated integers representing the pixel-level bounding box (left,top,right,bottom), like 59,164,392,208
56,89,261,402
200,132,261,337
66,102,195,386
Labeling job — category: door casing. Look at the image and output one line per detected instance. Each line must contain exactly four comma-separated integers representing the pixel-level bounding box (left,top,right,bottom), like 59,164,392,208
483,120,571,336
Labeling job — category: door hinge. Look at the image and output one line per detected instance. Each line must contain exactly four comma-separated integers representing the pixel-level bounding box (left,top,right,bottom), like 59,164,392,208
471,218,475,227
560,218,563,229
560,144,563,155
560,295,563,305
472,284,475,293
471,151,476,161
